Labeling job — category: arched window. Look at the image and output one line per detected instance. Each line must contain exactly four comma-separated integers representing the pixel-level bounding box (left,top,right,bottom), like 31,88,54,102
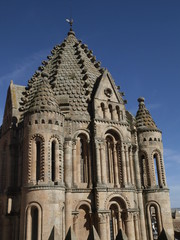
76,134,90,184
36,141,41,182
75,204,91,239
153,154,159,186
80,137,88,183
26,204,41,240
101,102,105,119
51,141,56,182
108,197,127,240
116,106,120,121
105,132,122,186
30,135,44,184
106,136,114,183
147,203,162,240
110,204,119,240
31,207,38,240
109,105,113,120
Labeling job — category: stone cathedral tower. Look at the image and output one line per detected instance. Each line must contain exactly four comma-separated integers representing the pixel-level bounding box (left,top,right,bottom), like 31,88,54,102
0,27,174,240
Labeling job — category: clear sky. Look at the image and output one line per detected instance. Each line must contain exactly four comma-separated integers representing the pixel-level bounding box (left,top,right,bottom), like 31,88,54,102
0,0,180,207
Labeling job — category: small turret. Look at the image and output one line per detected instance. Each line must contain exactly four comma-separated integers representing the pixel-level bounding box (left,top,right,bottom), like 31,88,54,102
135,97,166,188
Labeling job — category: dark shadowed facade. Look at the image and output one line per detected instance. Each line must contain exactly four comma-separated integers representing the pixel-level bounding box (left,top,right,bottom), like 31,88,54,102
0,27,174,240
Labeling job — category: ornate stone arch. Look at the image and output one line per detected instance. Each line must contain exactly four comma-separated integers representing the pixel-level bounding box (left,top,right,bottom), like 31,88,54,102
48,135,63,182
73,129,90,142
101,125,124,142
104,193,131,210
75,200,92,212
28,134,45,183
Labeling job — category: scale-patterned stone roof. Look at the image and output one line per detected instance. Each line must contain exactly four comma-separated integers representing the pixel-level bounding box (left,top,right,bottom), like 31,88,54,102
135,97,158,130
20,29,103,118
28,73,60,113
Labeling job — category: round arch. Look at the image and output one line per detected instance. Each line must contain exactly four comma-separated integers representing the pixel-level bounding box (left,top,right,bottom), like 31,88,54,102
73,129,90,142
101,125,124,141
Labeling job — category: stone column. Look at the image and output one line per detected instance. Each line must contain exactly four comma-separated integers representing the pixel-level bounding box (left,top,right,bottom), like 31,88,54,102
147,206,153,240
133,145,141,189
134,213,140,240
88,141,92,187
113,143,119,187
100,142,107,184
64,139,72,188
72,213,79,234
95,141,101,185
112,108,116,120
118,212,123,230
65,192,72,235
129,146,135,185
72,140,77,186
125,145,131,185
98,213,107,240
137,193,147,240
106,213,110,240
125,212,135,240
121,145,127,187
37,209,41,240
26,207,32,240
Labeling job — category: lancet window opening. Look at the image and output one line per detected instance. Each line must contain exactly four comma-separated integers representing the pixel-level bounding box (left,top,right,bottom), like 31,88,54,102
108,198,127,240
106,136,115,184
51,141,56,182
116,106,120,121
153,154,159,186
31,206,38,240
101,102,106,118
147,203,162,240
36,141,41,182
26,204,42,240
109,204,119,240
105,133,121,186
77,134,89,184
109,105,113,120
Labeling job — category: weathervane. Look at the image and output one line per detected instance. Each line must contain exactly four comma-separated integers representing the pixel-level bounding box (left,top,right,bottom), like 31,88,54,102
66,18,73,30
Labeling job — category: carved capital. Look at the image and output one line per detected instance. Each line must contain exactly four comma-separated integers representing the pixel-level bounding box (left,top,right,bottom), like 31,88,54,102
98,211,109,223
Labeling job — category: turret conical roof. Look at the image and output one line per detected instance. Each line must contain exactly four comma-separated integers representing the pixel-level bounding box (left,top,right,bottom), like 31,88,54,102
28,73,60,113
136,97,158,131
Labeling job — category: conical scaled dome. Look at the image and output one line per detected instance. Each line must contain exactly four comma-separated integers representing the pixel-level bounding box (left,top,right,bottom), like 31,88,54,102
20,29,103,118
136,97,158,130
27,73,60,113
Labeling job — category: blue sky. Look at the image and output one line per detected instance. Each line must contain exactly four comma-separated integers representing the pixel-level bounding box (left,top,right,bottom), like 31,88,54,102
0,0,180,207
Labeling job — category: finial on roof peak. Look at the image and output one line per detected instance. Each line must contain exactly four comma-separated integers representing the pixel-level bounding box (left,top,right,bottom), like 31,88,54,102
138,97,145,103
66,18,75,36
